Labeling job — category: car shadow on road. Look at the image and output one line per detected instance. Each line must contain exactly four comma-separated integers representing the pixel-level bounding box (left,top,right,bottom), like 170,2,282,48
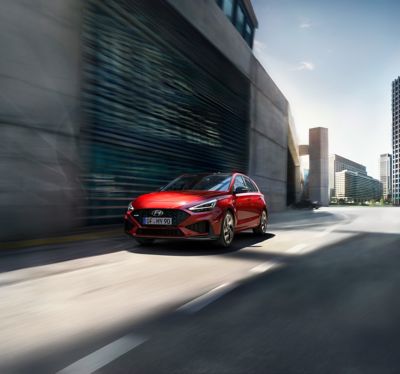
129,232,276,256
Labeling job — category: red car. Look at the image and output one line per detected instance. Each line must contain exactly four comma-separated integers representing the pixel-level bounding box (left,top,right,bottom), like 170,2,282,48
124,173,268,247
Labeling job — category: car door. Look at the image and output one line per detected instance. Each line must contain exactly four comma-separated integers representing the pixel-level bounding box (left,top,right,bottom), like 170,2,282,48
244,176,263,227
233,175,252,229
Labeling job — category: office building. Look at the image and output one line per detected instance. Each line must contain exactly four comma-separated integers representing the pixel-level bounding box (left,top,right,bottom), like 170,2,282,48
329,154,367,199
0,0,302,239
335,170,383,203
392,77,400,205
379,153,392,200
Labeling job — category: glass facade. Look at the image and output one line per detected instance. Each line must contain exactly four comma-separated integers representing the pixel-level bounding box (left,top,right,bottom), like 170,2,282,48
244,22,253,45
81,0,250,224
335,170,383,203
222,0,234,20
236,5,245,34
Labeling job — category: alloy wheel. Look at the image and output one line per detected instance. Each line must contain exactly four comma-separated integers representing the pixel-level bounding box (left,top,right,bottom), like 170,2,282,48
260,210,268,233
223,213,234,245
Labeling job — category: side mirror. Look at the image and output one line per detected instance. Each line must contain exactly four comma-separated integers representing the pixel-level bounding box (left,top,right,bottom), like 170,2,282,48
234,186,249,194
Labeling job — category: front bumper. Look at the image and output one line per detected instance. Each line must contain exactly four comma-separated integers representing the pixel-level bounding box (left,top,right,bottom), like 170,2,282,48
124,208,222,240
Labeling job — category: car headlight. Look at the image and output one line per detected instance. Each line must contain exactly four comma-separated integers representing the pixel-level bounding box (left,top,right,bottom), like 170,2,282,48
127,202,134,211
188,199,217,212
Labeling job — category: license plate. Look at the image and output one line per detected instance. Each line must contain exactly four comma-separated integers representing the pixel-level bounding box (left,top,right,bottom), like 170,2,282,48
143,217,172,225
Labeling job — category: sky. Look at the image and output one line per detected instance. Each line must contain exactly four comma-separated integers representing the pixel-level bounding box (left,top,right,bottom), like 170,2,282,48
252,0,400,178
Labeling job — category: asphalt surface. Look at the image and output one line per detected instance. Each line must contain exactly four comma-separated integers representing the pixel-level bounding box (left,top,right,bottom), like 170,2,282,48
1,207,399,373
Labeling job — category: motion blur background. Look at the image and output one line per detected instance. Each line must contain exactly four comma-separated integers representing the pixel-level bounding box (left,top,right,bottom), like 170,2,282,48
0,0,302,241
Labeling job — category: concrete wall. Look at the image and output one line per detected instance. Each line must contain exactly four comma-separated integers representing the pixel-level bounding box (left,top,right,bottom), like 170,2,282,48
168,0,301,212
167,0,253,77
288,110,303,203
0,0,83,240
248,58,290,211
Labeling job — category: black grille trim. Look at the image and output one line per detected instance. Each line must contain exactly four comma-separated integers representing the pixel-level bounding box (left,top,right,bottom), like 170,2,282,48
186,221,209,234
132,209,190,226
136,228,183,237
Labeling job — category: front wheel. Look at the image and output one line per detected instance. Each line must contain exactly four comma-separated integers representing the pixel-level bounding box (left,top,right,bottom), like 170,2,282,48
216,211,235,247
253,210,268,235
135,237,155,246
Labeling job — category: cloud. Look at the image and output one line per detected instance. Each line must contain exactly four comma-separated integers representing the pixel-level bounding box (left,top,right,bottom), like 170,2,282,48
293,61,315,71
253,40,266,54
299,22,312,29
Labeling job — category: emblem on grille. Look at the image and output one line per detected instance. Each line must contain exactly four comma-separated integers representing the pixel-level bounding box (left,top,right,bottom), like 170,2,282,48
151,209,164,217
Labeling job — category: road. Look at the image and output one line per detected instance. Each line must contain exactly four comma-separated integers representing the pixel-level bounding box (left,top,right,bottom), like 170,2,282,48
1,207,399,373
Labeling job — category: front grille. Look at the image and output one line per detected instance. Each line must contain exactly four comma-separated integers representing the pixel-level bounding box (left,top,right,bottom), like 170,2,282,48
186,221,209,233
136,228,183,237
132,209,190,226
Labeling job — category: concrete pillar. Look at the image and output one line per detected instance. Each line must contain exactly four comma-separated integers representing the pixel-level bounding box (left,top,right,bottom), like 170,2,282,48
308,127,329,206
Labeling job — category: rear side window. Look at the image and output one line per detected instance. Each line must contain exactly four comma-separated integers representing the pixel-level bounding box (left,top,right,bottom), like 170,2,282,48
244,177,258,192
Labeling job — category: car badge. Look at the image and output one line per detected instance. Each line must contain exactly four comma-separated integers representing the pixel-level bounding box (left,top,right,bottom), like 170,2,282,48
151,209,164,217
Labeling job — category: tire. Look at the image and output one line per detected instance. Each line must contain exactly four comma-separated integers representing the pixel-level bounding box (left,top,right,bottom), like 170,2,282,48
135,237,155,246
253,210,268,235
217,211,235,247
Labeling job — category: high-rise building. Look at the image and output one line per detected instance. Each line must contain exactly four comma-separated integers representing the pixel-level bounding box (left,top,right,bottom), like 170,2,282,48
329,154,367,198
379,153,392,200
392,77,400,205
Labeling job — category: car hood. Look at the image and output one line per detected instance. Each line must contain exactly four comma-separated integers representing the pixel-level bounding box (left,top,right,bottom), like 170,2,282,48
133,191,229,209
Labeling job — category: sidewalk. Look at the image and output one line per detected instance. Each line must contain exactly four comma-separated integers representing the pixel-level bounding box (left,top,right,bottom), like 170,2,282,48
0,224,124,251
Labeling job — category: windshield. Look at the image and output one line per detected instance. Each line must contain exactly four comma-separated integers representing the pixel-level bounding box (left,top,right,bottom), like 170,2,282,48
162,174,232,192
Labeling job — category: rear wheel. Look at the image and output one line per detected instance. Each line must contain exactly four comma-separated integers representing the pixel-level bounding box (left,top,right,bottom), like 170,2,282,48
217,211,235,247
253,210,268,235
135,238,155,246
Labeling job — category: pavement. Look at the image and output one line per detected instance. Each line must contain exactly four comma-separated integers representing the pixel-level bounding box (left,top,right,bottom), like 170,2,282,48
0,207,399,373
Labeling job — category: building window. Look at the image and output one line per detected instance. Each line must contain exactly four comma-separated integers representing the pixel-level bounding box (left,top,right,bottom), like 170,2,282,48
236,4,245,34
222,0,234,21
244,21,253,46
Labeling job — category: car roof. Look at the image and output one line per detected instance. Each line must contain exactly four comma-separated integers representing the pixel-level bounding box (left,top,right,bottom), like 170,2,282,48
177,172,256,180
179,172,233,177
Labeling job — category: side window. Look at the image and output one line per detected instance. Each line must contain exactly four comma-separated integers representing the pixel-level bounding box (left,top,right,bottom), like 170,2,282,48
247,177,259,192
244,177,257,192
233,175,246,191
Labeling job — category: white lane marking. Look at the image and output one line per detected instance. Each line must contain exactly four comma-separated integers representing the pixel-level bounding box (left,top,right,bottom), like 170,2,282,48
287,243,308,254
177,283,236,314
250,261,281,274
57,334,147,374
